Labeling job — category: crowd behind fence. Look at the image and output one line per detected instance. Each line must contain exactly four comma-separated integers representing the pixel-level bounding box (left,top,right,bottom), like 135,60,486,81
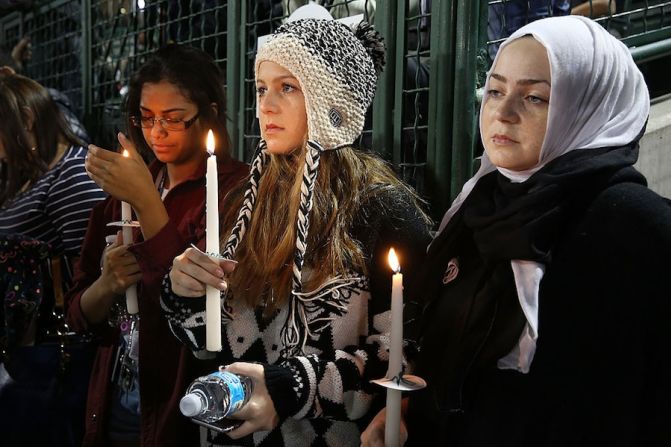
1,0,670,216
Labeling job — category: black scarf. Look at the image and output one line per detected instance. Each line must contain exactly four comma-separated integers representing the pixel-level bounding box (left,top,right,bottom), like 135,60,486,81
410,139,647,421
430,139,646,267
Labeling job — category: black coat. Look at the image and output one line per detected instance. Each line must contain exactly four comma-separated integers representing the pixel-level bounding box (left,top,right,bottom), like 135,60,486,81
408,180,671,446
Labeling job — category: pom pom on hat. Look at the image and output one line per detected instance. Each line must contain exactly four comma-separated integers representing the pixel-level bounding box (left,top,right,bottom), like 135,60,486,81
256,18,386,150
226,19,389,356
353,21,386,76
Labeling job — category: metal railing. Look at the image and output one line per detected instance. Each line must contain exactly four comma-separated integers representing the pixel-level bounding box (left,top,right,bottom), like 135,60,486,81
486,0,671,62
1,0,669,217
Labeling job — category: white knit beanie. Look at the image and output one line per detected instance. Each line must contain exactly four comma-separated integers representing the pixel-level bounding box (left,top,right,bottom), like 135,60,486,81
221,18,385,356
257,18,385,149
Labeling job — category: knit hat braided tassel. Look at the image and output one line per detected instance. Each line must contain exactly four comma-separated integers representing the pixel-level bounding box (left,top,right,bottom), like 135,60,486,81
281,141,323,355
221,141,269,260
220,18,386,357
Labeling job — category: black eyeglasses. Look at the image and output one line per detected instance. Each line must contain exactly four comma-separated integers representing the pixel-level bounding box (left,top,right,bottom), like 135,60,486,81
130,113,200,131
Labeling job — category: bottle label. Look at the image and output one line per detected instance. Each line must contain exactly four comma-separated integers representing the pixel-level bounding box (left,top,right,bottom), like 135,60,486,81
210,371,246,416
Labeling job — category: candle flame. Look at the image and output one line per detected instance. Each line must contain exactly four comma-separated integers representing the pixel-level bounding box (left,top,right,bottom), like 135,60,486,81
206,129,215,155
122,149,129,158
388,248,400,274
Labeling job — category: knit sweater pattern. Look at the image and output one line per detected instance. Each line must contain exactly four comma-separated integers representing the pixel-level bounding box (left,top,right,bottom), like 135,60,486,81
161,187,431,446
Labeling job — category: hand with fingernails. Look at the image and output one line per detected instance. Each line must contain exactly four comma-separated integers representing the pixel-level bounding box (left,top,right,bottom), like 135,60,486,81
86,132,169,240
170,246,235,297
85,132,156,207
101,231,142,296
171,250,279,439
220,362,280,440
360,402,409,447
79,230,142,324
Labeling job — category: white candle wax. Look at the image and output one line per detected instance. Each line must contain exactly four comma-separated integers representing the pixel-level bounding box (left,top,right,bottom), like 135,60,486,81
205,130,222,351
388,268,403,378
385,248,403,447
385,388,402,447
121,150,138,314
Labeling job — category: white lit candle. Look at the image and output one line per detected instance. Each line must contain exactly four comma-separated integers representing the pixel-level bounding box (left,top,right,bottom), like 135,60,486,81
205,130,222,351
121,149,138,314
385,248,403,447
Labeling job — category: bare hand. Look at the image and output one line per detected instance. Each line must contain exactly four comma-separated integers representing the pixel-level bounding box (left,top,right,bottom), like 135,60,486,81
169,247,236,297
85,133,156,207
224,362,279,439
100,231,142,295
360,406,408,447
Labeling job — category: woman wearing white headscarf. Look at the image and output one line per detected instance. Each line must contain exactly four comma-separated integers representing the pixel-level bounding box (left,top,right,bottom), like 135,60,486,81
362,16,671,447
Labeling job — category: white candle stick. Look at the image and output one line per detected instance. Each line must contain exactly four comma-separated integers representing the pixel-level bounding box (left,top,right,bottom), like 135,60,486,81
385,388,402,447
385,248,403,447
121,149,139,315
205,130,222,351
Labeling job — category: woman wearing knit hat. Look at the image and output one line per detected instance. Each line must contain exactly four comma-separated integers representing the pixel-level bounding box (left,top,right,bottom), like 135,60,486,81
161,18,432,446
362,15,671,447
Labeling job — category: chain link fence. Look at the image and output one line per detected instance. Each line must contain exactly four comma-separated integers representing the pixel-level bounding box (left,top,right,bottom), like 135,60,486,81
1,0,83,113
1,0,669,215
486,0,671,56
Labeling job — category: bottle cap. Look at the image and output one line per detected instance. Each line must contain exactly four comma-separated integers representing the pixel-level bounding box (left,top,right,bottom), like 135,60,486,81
179,393,203,417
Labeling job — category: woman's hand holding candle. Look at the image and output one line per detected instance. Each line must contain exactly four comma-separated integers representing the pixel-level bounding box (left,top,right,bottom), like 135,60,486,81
85,133,168,240
360,401,409,447
169,246,236,297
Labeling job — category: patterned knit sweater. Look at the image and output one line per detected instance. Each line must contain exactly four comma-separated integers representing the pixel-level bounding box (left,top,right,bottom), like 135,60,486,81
161,187,431,446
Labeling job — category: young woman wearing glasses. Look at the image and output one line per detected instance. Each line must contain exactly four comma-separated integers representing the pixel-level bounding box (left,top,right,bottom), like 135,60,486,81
65,44,247,447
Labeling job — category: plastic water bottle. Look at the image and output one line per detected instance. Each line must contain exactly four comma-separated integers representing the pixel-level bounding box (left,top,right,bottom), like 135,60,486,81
179,371,253,423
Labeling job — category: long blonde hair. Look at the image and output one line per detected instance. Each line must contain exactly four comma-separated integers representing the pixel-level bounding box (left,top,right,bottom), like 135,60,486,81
221,144,427,313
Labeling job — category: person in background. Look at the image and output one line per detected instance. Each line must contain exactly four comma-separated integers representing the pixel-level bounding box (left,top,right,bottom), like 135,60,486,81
487,0,570,60
162,18,432,447
0,71,106,447
1,37,90,143
571,0,622,18
0,71,104,289
65,44,247,447
362,15,671,446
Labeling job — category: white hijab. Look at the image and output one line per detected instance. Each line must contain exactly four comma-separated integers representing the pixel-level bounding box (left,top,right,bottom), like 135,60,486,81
437,16,650,372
